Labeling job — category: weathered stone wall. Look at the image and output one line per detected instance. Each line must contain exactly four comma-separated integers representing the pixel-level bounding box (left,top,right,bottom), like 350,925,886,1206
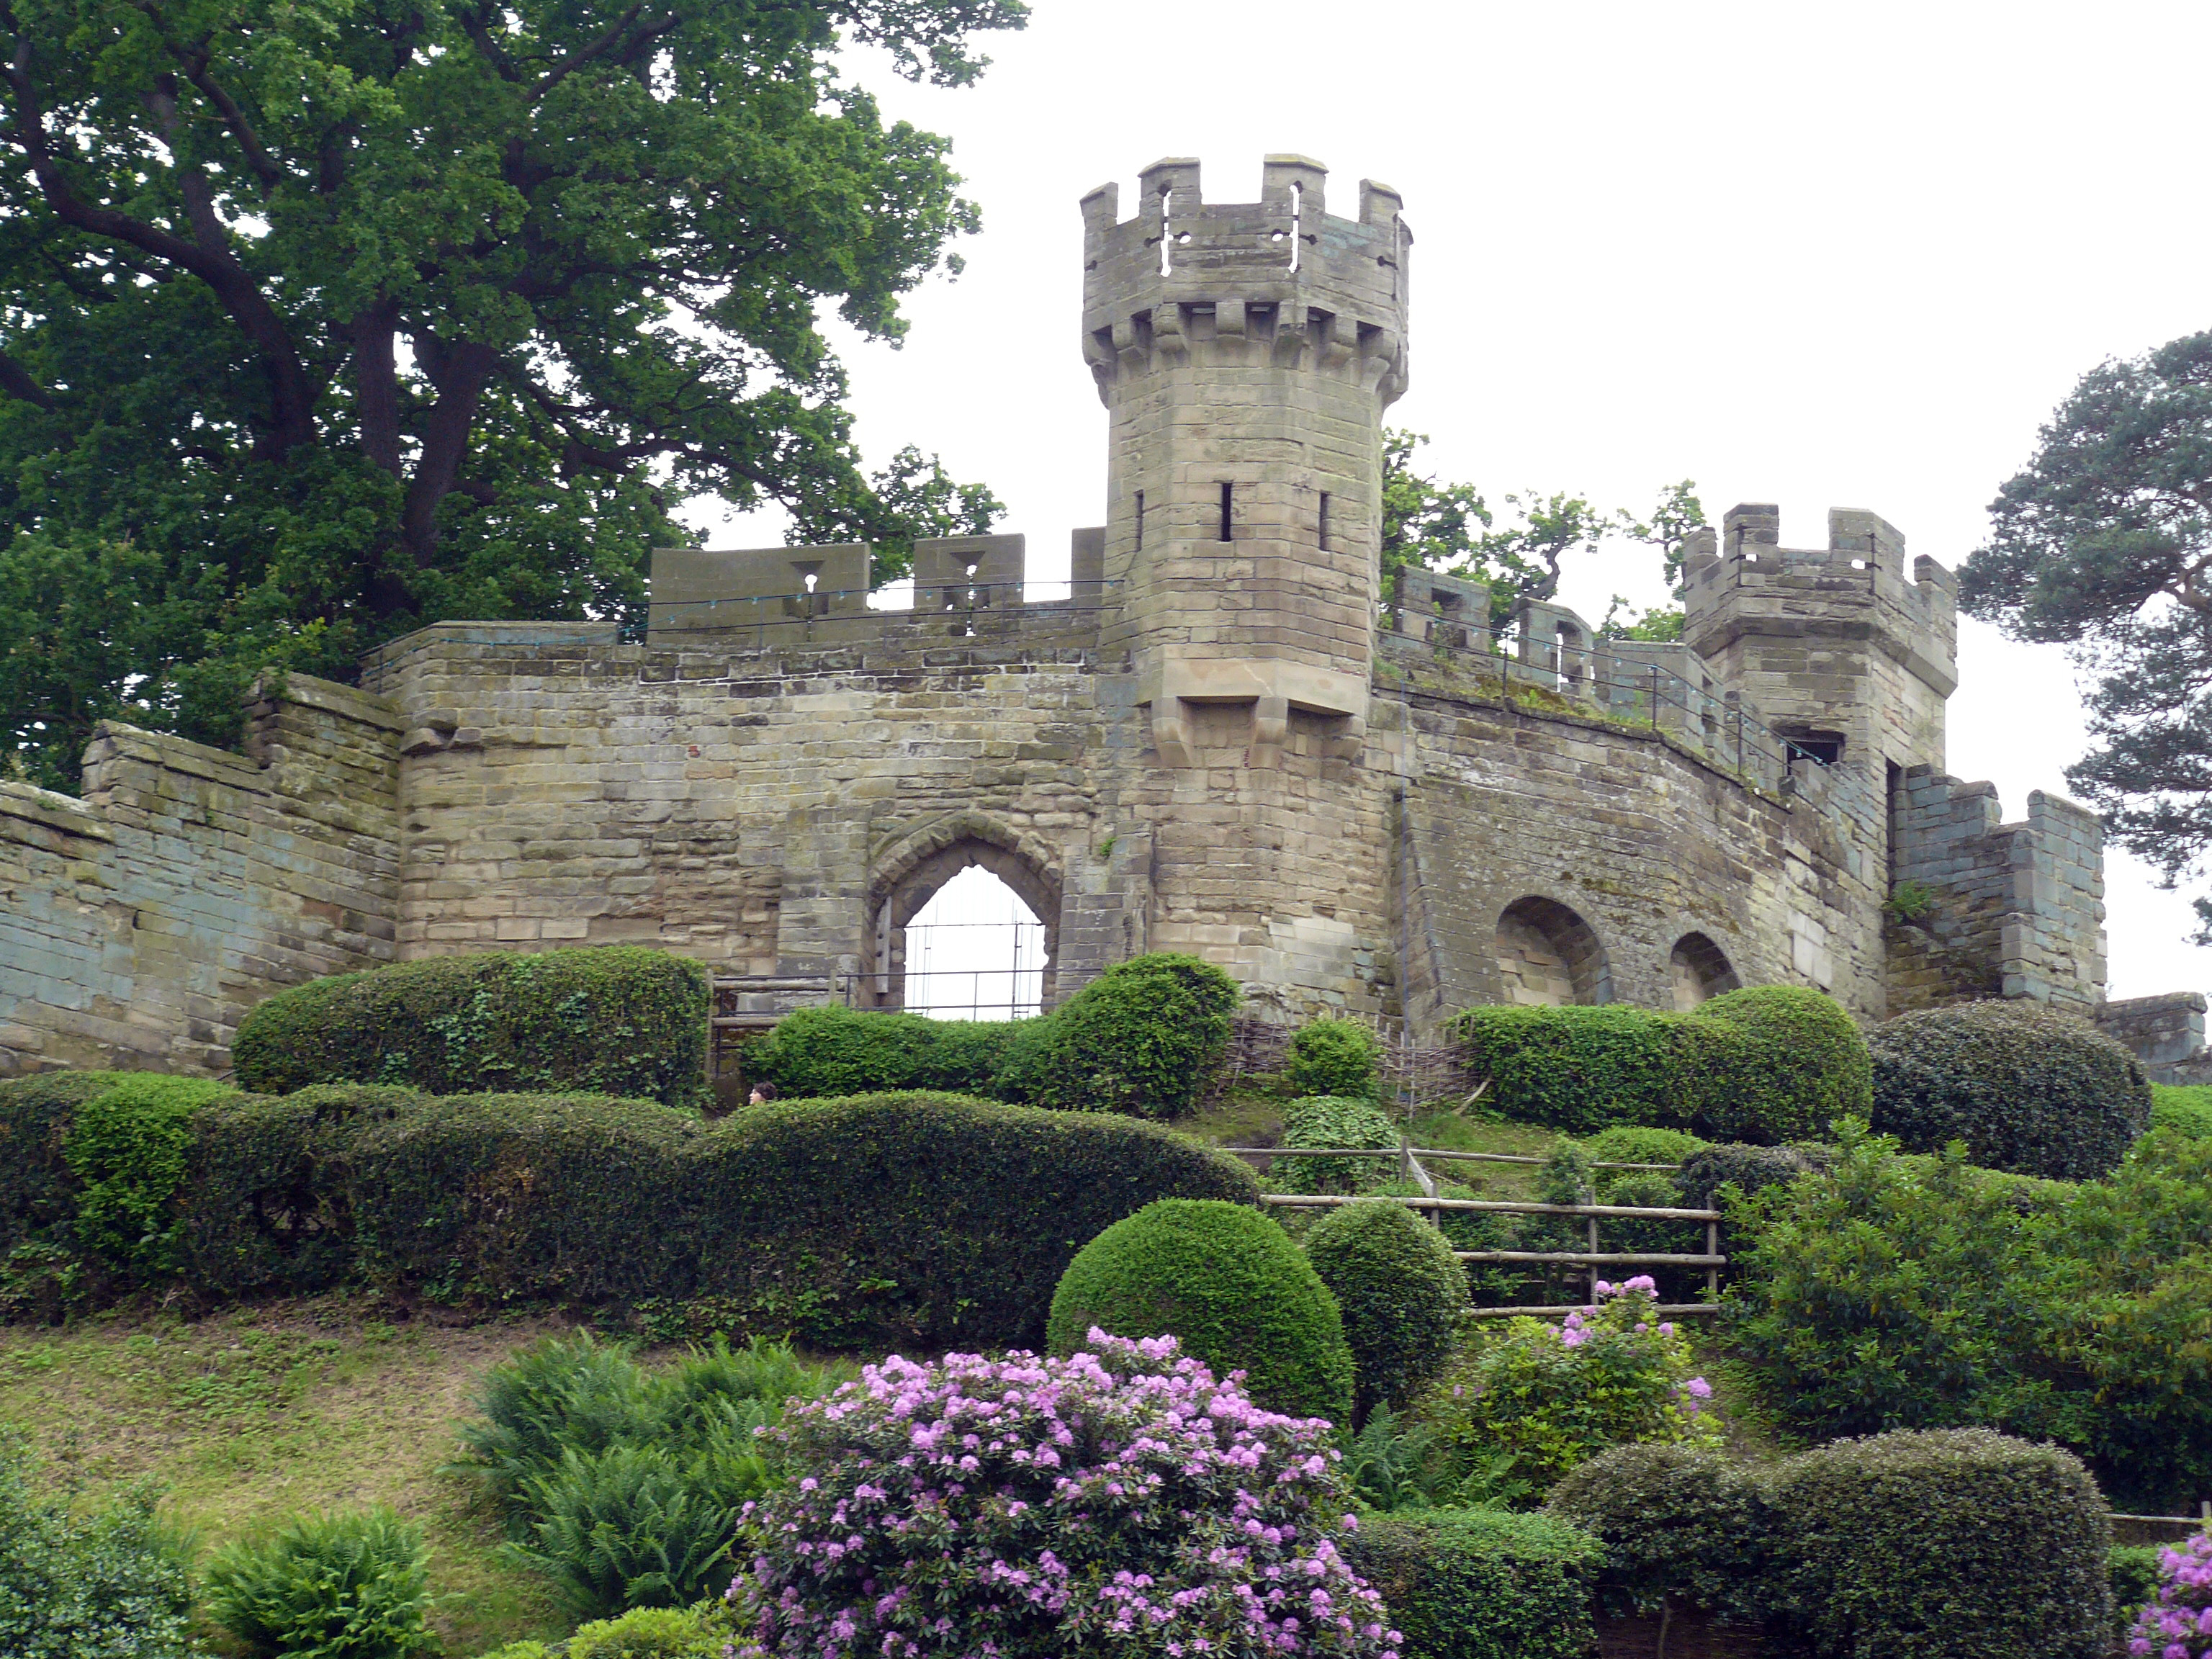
0,676,400,1076
2096,992,2211,1084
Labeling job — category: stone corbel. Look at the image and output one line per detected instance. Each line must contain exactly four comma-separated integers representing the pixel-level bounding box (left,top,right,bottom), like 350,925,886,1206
1150,701,1195,769
1249,694,1290,769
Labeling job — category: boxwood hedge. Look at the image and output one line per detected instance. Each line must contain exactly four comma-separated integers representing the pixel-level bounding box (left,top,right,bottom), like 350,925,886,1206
231,947,711,1108
1451,985,1870,1142
737,1007,1017,1100
1340,1509,1603,1659
1,1077,1260,1348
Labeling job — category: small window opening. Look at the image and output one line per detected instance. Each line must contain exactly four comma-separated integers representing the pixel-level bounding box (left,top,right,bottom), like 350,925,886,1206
803,570,819,593
1218,482,1233,542
1134,490,1145,552
1781,728,1846,768
1288,181,1303,272
1159,187,1173,276
1318,493,1331,552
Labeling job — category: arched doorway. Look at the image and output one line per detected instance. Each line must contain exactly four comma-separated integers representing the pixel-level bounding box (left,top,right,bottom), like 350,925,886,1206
1670,932,1741,1010
1495,896,1611,1006
866,815,1061,1016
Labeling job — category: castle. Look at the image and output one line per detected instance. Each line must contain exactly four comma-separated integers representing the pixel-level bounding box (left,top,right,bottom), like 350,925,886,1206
4,155,2206,1082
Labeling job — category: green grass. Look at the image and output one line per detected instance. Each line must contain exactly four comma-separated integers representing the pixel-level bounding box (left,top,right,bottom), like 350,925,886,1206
2152,1083,2212,1138
1401,1112,1565,1201
0,1298,572,1656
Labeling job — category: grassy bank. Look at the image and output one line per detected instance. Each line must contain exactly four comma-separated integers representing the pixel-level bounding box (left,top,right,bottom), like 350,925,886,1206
0,1298,570,1655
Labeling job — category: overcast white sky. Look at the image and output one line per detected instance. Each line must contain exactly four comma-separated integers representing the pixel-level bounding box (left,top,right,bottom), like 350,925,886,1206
685,0,2212,1001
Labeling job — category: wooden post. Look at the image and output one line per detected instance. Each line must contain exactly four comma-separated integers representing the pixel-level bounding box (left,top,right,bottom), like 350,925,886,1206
1705,1220,1719,1300
1588,1215,1600,1301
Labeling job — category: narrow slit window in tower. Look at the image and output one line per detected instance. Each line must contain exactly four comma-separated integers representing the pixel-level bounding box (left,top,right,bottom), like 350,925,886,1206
1218,482,1233,542
1134,491,1144,552
1318,493,1331,552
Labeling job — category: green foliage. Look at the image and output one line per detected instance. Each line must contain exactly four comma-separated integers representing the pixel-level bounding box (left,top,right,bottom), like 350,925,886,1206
233,948,711,1108
738,1005,1016,1100
60,1073,235,1277
1580,1123,1707,1176
202,1506,434,1659
995,953,1241,1119
0,1438,193,1658
1675,1141,1829,1207
1276,1095,1401,1196
1764,1428,2111,1659
564,1601,738,1658
1047,1198,1354,1423
1723,1121,2212,1511
1340,1407,1532,1514
1305,1200,1467,1423
1417,1285,1722,1492
508,1443,754,1620
0,1069,114,1256
1339,1507,1604,1659
2153,1082,2212,1137
0,0,1022,791
1287,1020,1382,1100
1451,985,1870,1142
1884,878,1939,923
1956,329,2212,936
1543,1443,1773,1624
1869,1000,2152,1179
2110,1545,2168,1634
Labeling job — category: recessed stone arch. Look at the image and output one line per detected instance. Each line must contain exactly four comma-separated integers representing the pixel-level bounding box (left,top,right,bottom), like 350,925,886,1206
1670,931,1741,1010
1494,896,1611,1006
866,811,1062,1012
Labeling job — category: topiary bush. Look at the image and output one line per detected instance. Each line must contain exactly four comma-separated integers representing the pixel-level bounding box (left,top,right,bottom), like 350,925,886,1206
1304,1199,1467,1424
729,1333,1397,1659
1450,985,1869,1142
1869,999,2153,1179
1764,1427,2111,1659
1417,1280,1721,1492
1046,1197,1354,1421
202,1506,435,1659
1581,1123,1707,1183
1542,1442,1774,1624
1675,1140,1827,1207
0,1439,194,1658
232,946,711,1108
1288,1017,1383,1099
1277,1094,1401,1195
61,1073,236,1277
0,1069,116,1257
737,1005,1017,1100
1340,1508,1603,1659
994,952,1240,1118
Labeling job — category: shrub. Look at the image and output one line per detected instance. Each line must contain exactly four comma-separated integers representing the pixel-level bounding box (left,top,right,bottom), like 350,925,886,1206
994,951,1240,1118
1289,1018,1383,1099
1450,986,1869,1142
1047,1197,1354,1421
2123,1532,2212,1659
0,1439,192,1658
566,1601,737,1658
0,1070,116,1256
1869,1000,2152,1179
737,1005,1017,1100
2152,1083,2212,1138
232,947,711,1108
2110,1543,2170,1644
1277,1094,1401,1195
1676,1140,1826,1207
1305,1200,1467,1423
202,1506,434,1659
1542,1443,1773,1623
1341,1507,1602,1659
1418,1280,1721,1491
1764,1427,2110,1659
1581,1124,1707,1195
62,1073,236,1277
452,1333,673,1531
508,1442,755,1619
729,1333,1397,1659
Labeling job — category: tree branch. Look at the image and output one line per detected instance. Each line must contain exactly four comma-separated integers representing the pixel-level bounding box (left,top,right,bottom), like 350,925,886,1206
0,346,54,409
350,302,403,478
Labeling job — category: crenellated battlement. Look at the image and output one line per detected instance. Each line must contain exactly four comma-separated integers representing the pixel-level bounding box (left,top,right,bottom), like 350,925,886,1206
1079,155,1409,405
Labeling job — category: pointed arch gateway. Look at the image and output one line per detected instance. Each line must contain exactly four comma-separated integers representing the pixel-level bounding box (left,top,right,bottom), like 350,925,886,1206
865,811,1063,1015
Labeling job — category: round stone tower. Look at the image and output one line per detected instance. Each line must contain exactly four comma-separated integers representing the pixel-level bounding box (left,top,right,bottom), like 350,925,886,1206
1080,156,1411,767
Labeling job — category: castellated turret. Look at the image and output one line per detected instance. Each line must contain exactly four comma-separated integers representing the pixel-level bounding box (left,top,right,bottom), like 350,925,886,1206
1681,503,1959,787
1081,156,1410,767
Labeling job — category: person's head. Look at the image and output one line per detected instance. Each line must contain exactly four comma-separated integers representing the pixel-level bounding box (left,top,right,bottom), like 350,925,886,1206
748,1080,777,1105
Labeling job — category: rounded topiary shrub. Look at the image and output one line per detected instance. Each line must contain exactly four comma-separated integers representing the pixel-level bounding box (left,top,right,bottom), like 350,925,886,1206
233,947,711,1108
1276,1094,1400,1195
1766,1427,2111,1659
994,953,1239,1120
1287,1018,1382,1099
730,1334,1395,1659
1304,1198,1466,1423
1675,1141,1827,1207
1046,1197,1354,1422
1691,985,1871,1143
1869,999,2152,1179
739,1004,1016,1100
1542,1443,1774,1624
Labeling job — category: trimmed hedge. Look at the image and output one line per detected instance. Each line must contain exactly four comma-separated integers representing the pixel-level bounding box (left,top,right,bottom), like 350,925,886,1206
996,953,1241,1119
1766,1427,2111,1659
232,948,711,1108
1340,1509,1602,1659
1869,1000,2153,1179
1543,1443,1773,1624
1276,1095,1400,1196
738,1006,1016,1100
1674,1141,1829,1208
1452,985,1869,1142
1286,1019,1382,1099
1046,1197,1354,1422
0,1069,117,1256
2152,1083,2212,1138
1,1077,1260,1349
1303,1199,1466,1423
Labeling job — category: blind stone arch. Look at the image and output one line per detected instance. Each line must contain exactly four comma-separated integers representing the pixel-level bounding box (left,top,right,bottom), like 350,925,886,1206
1494,896,1611,1006
1670,931,1742,1010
